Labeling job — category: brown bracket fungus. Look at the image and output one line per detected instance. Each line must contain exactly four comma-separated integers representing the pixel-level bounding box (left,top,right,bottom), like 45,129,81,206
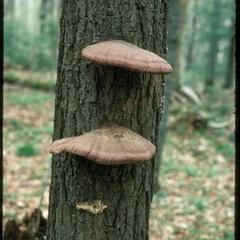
49,122,156,165
81,40,173,74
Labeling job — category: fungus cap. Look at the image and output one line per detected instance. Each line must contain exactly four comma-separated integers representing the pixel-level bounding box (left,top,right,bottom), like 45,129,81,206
49,122,156,165
81,40,173,74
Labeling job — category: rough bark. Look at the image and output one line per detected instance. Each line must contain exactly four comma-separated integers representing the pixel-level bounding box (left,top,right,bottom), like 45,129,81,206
153,0,180,193
47,0,169,239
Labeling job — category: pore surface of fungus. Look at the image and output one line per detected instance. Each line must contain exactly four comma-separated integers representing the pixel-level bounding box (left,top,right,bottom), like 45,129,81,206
81,40,173,74
49,122,156,165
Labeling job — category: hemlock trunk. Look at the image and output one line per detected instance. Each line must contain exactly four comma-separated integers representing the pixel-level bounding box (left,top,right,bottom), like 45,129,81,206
47,1,169,239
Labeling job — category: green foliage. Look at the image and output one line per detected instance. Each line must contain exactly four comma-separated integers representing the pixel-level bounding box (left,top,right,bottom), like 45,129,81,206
216,143,234,160
9,119,22,129
185,166,198,177
222,231,234,240
5,88,52,106
194,198,205,211
183,0,235,88
16,142,38,157
4,19,58,71
4,70,56,91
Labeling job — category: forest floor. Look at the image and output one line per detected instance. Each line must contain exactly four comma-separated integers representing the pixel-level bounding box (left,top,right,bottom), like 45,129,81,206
3,78,234,240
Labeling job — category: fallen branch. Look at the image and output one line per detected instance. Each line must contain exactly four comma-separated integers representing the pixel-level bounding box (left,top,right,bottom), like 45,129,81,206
180,85,201,105
207,119,234,129
171,91,188,104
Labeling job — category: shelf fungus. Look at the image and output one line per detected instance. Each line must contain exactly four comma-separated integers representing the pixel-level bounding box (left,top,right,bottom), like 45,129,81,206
49,122,156,165
81,40,173,74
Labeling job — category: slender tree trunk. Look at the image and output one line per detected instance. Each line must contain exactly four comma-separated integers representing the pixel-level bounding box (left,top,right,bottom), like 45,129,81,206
173,0,183,91
4,0,15,18
205,0,221,89
153,0,181,193
39,0,59,65
205,39,218,87
184,0,196,71
186,16,196,69
223,35,235,89
53,0,62,22
39,0,54,34
176,0,188,90
47,1,169,239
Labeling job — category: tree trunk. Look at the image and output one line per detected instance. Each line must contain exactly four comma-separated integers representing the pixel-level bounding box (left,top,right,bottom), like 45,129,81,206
175,0,188,90
53,0,62,22
205,39,218,87
184,0,196,71
186,16,196,70
4,0,15,18
153,0,181,193
205,0,221,89
47,1,169,239
223,34,235,89
39,0,54,34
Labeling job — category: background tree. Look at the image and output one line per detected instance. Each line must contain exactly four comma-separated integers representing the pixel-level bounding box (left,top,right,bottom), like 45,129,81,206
47,0,169,239
178,0,235,93
39,0,54,34
223,34,235,89
223,12,235,89
185,0,196,71
4,0,60,71
4,0,15,18
204,0,222,88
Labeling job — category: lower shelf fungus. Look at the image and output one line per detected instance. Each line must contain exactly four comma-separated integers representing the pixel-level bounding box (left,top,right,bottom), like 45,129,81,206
49,122,156,165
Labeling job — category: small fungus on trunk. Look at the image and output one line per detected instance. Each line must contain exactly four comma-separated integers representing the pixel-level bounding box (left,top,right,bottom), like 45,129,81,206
49,122,156,165
81,40,173,74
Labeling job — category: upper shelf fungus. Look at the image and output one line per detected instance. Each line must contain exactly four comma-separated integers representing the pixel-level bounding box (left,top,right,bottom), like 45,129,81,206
49,122,156,165
81,40,173,74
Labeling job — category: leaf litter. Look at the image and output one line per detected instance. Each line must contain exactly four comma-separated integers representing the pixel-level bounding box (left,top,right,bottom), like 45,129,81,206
3,84,234,240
